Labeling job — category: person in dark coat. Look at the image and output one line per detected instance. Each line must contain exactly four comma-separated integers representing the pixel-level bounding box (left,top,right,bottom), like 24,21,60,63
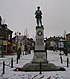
17,47,21,59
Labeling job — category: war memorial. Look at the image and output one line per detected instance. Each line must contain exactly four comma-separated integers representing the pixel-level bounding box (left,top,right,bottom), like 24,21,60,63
22,7,65,71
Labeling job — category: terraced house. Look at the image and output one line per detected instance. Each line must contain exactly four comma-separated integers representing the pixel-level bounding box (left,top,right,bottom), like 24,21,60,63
0,16,13,55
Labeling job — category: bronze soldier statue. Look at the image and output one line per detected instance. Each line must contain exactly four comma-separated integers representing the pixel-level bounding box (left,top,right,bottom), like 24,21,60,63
35,6,42,26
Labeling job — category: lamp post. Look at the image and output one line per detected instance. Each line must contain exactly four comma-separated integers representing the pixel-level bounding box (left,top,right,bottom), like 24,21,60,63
15,32,18,52
64,41,69,67
15,31,21,52
58,39,63,63
0,36,4,57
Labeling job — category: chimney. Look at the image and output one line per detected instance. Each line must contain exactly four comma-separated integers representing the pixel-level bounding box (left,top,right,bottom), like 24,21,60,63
2,24,7,28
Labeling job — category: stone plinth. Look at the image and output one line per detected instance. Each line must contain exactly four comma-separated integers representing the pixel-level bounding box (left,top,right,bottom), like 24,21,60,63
32,50,48,63
31,26,48,63
22,62,65,71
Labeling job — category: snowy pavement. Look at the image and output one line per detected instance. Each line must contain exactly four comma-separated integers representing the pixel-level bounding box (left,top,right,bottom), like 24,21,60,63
0,50,70,79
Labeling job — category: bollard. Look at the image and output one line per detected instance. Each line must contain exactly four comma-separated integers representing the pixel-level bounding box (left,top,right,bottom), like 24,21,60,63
67,57,69,67
3,61,5,74
60,55,63,64
40,62,42,74
17,56,18,64
60,52,63,64
11,58,13,68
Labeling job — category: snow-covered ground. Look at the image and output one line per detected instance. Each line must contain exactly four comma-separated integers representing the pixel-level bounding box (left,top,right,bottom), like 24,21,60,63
0,50,70,79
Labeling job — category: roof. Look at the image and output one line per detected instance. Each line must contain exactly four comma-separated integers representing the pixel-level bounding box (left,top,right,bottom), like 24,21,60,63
0,24,13,33
66,33,70,36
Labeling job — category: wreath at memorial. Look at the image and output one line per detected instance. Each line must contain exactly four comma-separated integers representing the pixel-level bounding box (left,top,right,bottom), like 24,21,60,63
37,31,42,36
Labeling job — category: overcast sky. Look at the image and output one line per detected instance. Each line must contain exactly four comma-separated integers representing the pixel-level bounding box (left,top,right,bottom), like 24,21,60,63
0,0,70,38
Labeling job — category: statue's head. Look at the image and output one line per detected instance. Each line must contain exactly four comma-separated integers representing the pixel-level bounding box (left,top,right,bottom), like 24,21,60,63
37,6,40,10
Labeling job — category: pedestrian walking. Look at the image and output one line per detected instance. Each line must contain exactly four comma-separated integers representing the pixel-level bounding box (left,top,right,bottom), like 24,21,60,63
17,47,21,59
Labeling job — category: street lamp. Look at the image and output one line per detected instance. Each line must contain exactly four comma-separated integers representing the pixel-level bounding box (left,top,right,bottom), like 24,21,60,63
0,36,4,57
15,31,21,52
58,39,64,63
15,32,18,52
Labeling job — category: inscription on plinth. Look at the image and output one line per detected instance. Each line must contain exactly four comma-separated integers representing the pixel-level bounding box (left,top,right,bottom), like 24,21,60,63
35,26,44,50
